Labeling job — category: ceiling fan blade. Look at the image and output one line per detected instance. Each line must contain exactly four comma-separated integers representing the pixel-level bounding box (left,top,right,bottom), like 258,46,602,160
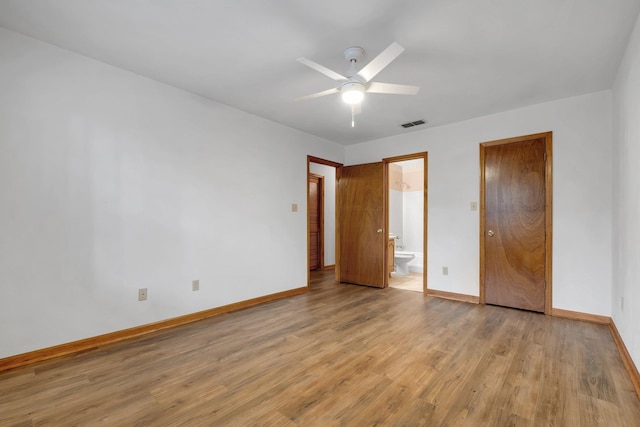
295,87,340,101
367,82,420,95
356,42,405,83
297,57,347,81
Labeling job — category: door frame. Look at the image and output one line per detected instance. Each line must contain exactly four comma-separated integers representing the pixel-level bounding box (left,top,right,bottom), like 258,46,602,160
307,156,343,286
479,132,553,314
308,173,324,271
383,152,428,291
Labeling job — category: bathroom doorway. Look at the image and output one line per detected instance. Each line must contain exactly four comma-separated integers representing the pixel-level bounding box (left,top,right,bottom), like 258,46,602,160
384,153,427,293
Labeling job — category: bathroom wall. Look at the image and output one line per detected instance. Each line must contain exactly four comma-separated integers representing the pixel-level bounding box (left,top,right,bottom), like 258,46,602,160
388,164,404,242
346,91,613,317
308,162,336,267
0,27,344,359
401,162,424,255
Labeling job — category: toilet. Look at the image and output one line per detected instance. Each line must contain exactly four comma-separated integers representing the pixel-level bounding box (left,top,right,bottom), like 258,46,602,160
394,251,415,276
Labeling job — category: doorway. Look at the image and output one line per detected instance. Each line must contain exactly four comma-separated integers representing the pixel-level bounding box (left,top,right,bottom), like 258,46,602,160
384,153,428,293
331,154,427,290
307,156,341,285
479,132,552,313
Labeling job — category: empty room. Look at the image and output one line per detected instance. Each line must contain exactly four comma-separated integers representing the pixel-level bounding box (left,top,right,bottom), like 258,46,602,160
1,0,640,425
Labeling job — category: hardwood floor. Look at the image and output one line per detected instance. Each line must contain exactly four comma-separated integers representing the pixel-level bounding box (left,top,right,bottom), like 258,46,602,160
389,272,423,293
1,270,639,426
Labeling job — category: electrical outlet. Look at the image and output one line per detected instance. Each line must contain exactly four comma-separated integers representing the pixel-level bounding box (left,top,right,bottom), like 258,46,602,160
138,288,147,301
192,279,200,291
442,266,448,275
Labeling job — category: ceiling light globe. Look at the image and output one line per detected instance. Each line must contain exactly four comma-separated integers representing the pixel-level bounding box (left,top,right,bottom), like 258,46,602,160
341,82,365,104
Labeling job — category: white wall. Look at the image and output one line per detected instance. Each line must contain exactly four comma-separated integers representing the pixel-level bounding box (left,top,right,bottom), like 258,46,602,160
0,27,344,359
403,191,423,254
346,91,613,316
612,13,640,371
389,190,403,244
308,162,336,267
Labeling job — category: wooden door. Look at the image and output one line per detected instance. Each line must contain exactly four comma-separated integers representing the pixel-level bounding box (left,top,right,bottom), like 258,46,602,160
481,133,551,313
337,162,386,288
309,174,322,271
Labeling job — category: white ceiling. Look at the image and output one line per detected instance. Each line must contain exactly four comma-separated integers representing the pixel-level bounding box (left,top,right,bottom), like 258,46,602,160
0,0,638,145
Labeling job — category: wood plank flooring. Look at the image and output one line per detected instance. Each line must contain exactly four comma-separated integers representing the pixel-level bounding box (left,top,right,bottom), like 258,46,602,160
1,270,639,426
389,272,423,293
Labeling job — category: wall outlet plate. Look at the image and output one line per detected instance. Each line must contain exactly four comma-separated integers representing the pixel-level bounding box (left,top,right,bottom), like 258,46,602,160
442,266,449,275
138,288,148,301
192,280,199,291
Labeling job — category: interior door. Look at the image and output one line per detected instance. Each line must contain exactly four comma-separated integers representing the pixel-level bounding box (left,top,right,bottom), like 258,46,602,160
337,162,386,288
308,174,322,271
483,135,548,312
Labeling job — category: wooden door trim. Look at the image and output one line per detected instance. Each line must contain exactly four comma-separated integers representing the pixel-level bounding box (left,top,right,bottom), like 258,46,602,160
307,156,343,286
479,132,553,314
336,165,342,282
383,152,428,291
309,173,324,271
308,156,342,168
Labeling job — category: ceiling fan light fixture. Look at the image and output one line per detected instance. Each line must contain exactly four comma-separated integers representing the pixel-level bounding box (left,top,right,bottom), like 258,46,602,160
341,82,365,104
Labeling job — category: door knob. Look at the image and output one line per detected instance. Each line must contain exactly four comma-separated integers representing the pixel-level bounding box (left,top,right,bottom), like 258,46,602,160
377,229,383,234
487,230,495,237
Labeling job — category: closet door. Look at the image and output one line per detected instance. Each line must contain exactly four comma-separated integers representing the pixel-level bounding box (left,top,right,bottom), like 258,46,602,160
481,133,551,313
308,174,322,271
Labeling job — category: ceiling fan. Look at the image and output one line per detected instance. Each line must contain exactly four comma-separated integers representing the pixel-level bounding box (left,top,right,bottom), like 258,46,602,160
296,42,420,127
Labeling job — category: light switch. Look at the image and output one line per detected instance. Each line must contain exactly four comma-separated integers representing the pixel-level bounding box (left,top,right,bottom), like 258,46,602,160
291,203,298,212
470,202,478,211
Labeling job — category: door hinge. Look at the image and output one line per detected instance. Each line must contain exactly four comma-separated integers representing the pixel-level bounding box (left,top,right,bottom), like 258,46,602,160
543,152,547,162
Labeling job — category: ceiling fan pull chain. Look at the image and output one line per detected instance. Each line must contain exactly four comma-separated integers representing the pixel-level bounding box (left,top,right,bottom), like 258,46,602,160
351,104,356,128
